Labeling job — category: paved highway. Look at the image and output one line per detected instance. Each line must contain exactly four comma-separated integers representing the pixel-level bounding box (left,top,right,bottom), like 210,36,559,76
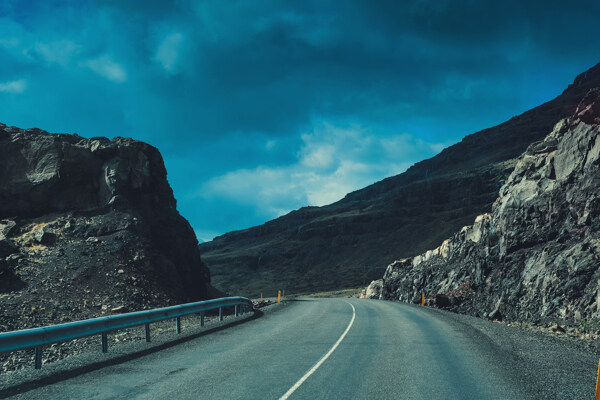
2,298,597,399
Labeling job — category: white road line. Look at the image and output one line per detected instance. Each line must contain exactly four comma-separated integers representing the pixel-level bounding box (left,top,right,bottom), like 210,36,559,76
279,301,356,400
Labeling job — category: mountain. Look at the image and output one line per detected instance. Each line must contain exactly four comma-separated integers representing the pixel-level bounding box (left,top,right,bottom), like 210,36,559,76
0,127,214,332
379,87,600,324
199,62,600,297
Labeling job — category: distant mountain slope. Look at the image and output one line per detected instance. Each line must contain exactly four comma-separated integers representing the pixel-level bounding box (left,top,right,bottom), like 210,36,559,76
199,62,600,297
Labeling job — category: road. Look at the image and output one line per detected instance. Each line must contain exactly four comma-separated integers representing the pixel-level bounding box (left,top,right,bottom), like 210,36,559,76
2,298,597,399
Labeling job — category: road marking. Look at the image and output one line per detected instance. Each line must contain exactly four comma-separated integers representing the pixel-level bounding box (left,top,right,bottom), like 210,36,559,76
279,301,356,400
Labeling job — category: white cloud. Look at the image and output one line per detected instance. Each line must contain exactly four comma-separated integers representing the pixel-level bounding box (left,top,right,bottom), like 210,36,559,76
302,160,372,205
0,79,27,93
300,141,335,168
154,32,184,73
199,123,445,220
84,55,127,82
202,167,306,217
265,139,276,150
34,40,81,66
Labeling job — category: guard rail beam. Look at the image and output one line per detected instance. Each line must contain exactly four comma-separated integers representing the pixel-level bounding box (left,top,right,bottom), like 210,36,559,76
0,296,253,369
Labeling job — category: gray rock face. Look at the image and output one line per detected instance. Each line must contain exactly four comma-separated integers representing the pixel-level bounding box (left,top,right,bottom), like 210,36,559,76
0,125,212,332
0,130,174,217
365,279,383,299
381,89,600,324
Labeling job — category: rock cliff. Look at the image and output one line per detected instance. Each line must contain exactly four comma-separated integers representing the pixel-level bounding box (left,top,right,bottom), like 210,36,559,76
0,126,213,332
381,88,600,324
200,62,600,297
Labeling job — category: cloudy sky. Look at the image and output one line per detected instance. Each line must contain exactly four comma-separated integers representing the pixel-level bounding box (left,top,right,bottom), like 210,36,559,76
1,1,599,241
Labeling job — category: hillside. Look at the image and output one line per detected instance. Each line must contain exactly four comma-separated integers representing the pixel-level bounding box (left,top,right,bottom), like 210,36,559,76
379,87,600,324
0,127,214,332
199,62,600,297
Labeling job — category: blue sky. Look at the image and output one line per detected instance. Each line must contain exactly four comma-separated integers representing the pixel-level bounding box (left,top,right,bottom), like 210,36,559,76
1,1,599,241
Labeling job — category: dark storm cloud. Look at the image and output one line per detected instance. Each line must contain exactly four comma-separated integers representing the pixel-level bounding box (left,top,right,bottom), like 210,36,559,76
1,0,599,239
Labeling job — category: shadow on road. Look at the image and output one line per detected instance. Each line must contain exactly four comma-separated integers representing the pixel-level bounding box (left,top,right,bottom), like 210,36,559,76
0,310,264,398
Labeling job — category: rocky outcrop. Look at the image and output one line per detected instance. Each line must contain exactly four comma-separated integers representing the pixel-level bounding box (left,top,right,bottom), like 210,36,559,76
381,89,600,324
200,62,600,297
0,125,213,332
366,279,383,299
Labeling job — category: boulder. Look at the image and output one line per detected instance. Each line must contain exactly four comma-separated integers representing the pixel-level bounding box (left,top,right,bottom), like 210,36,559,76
435,294,453,308
0,220,16,240
34,227,55,244
365,279,383,299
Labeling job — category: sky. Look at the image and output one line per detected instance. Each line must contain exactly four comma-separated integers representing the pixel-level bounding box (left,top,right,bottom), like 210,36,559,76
1,1,599,242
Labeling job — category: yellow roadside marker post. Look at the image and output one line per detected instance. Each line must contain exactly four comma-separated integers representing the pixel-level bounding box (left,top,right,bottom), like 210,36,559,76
595,357,600,400
278,290,281,304
260,292,262,300
422,293,425,306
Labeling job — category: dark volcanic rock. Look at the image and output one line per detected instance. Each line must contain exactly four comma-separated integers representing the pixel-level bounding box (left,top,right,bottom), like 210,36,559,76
381,89,600,324
200,62,600,297
0,125,212,333
0,240,16,259
33,227,55,244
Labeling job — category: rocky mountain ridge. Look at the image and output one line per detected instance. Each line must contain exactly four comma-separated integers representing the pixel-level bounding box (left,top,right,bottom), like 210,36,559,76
378,88,600,324
200,62,600,297
0,126,214,332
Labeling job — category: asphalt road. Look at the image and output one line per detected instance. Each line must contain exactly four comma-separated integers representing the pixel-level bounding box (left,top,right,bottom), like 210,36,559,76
2,298,598,399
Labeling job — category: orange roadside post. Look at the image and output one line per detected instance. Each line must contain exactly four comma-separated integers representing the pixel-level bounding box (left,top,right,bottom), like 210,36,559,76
595,357,600,400
421,293,425,306
277,290,281,304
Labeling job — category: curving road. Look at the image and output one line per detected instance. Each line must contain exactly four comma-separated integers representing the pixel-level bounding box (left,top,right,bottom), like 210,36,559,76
3,298,597,399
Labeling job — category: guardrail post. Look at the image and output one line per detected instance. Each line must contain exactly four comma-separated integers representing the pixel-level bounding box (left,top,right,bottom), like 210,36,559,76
101,332,108,353
219,306,223,321
34,346,42,369
235,304,239,317
176,317,181,334
201,311,205,327
145,323,151,342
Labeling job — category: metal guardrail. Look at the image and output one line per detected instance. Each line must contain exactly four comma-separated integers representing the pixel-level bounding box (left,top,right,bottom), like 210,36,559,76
0,296,253,369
